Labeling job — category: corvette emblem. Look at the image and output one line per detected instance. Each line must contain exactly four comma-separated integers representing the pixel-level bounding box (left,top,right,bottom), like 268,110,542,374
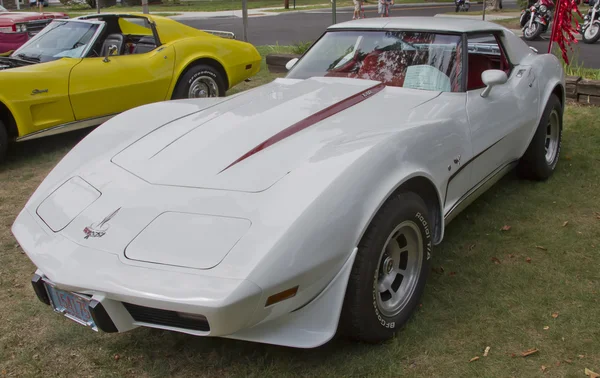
83,208,121,239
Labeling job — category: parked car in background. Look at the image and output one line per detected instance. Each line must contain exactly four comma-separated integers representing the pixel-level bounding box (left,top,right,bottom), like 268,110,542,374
0,13,261,162
0,4,68,54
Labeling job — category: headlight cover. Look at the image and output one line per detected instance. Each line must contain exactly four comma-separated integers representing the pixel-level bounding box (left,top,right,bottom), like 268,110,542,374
36,176,101,232
540,4,547,12
125,212,251,270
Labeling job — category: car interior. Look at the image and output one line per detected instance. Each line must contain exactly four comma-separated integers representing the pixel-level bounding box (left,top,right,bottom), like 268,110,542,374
85,15,159,58
322,32,512,92
465,34,512,90
323,33,462,92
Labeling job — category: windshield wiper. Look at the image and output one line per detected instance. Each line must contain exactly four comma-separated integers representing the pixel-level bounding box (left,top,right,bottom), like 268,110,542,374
14,53,41,62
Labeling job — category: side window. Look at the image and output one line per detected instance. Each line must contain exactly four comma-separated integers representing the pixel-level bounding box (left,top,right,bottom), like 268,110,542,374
118,17,158,55
466,34,511,91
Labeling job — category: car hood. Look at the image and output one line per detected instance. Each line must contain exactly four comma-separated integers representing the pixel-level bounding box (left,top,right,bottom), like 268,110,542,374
112,77,440,193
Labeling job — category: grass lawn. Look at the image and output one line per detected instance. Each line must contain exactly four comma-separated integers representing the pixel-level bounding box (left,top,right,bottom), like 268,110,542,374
1,47,600,377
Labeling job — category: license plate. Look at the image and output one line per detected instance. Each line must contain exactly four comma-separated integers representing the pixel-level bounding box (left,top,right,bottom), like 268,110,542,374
44,282,97,331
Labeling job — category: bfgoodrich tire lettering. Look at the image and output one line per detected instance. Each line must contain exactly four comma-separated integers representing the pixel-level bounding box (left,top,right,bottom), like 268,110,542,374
172,64,226,100
518,94,563,180
341,192,432,343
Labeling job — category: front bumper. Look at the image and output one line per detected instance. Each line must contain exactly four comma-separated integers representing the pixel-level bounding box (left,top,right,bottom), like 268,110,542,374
13,208,263,337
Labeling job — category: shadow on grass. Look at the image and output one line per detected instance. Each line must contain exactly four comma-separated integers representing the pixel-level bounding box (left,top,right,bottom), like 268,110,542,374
1,128,93,174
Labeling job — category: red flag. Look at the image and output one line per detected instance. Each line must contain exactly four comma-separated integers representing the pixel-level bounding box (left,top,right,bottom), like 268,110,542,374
548,0,582,64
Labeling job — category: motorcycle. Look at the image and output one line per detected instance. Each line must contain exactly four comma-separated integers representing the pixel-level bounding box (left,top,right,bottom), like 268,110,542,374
455,0,470,12
580,0,600,44
520,0,554,40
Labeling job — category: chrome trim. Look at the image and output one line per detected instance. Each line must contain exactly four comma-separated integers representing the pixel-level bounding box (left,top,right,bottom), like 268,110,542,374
201,30,236,39
444,160,518,225
16,114,115,142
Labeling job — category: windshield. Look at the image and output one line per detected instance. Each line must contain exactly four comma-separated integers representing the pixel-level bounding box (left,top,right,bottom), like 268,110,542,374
0,5,7,12
287,30,463,92
12,20,100,63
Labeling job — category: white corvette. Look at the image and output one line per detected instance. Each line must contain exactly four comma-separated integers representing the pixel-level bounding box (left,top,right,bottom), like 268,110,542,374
12,17,565,348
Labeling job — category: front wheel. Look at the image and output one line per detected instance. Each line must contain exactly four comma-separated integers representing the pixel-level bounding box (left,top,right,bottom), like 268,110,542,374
582,22,600,44
341,191,432,343
171,64,226,100
523,22,543,40
517,94,563,180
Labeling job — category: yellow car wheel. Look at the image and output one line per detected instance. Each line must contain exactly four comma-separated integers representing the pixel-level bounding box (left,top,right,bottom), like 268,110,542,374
0,120,7,163
172,64,226,99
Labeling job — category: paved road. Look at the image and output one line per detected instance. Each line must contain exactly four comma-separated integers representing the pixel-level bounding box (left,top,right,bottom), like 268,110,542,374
180,2,599,68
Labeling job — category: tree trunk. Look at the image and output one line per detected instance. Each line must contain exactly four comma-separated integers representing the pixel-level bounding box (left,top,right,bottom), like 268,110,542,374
486,0,501,11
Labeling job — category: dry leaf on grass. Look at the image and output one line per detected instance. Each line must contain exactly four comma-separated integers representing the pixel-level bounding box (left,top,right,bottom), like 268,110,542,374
552,312,559,319
521,348,539,357
114,354,120,361
469,356,480,362
468,244,476,251
491,257,501,264
562,221,569,227
526,257,532,263
536,245,548,251
508,254,515,258
484,346,491,357
449,271,456,277
544,326,550,330
579,355,585,359
586,368,600,378
541,365,548,372
555,361,561,367
564,359,573,364
501,225,512,231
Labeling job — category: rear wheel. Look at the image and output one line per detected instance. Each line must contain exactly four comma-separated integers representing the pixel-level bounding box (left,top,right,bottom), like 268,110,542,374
341,192,432,343
171,64,226,100
518,94,562,180
0,121,7,164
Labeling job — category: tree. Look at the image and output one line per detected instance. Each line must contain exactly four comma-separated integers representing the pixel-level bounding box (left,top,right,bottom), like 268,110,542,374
485,0,501,11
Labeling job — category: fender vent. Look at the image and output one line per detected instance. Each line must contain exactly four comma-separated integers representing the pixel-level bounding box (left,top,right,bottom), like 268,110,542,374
123,303,210,332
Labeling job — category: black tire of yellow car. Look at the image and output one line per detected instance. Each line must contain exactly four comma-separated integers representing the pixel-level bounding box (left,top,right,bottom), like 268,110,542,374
517,94,563,180
171,64,226,100
340,191,431,343
0,121,7,163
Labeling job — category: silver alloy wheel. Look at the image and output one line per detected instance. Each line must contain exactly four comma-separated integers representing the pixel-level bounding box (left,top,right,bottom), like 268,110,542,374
375,220,423,317
524,23,539,38
545,109,560,164
188,76,219,98
584,23,600,40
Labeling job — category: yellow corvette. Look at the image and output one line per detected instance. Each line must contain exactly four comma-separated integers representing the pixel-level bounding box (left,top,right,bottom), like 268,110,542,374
0,13,261,161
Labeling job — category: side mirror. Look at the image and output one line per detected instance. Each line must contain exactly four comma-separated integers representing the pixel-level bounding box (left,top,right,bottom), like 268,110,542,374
103,45,118,63
480,69,508,97
285,58,299,71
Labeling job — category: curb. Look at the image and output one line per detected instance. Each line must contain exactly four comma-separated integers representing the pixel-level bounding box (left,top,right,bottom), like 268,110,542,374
508,28,583,40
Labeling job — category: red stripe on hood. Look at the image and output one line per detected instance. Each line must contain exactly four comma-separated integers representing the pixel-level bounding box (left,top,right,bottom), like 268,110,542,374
220,82,385,173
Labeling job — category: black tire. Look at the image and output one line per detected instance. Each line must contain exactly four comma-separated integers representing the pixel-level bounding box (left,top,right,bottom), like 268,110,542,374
341,191,432,343
171,64,226,100
582,23,600,44
0,120,7,164
517,94,563,180
523,22,543,40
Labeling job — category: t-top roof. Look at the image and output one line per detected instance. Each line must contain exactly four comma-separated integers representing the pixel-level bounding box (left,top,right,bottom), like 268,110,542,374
327,16,509,34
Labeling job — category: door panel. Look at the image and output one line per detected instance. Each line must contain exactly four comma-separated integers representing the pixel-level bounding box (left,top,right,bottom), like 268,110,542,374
69,45,175,121
466,65,538,187
6,59,79,136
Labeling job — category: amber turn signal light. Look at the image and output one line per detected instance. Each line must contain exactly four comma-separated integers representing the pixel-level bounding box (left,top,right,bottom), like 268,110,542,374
265,286,299,307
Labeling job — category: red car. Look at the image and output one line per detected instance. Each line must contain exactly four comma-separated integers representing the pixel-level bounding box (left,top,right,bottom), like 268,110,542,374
0,5,68,54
